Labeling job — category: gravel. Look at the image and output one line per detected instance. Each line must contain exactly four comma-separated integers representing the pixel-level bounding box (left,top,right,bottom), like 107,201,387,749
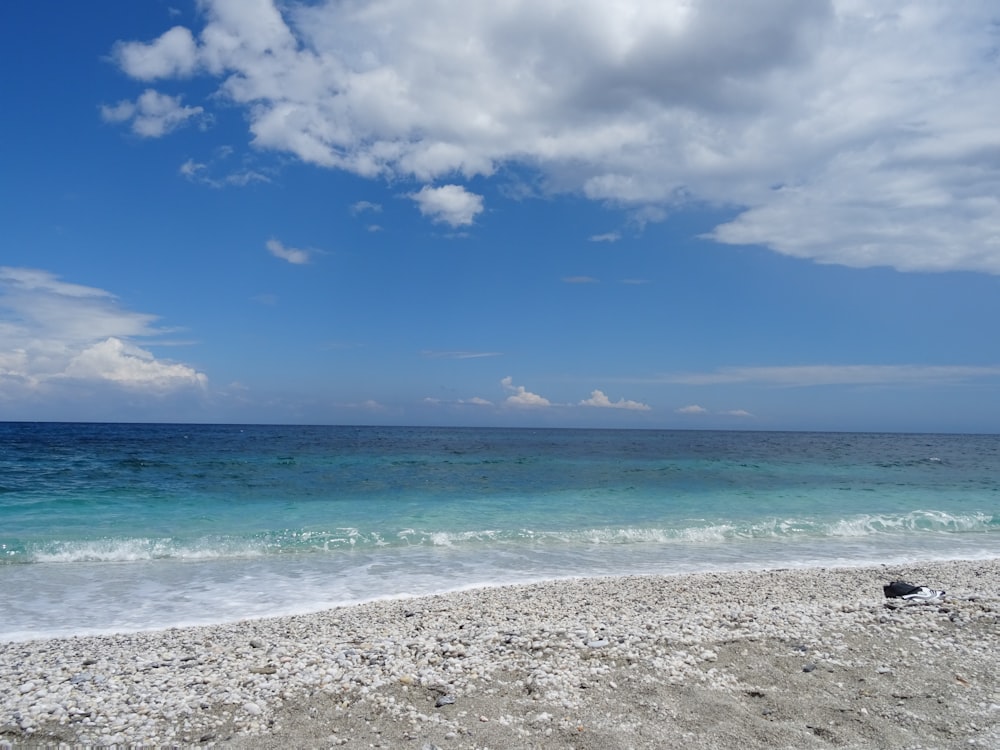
2,559,997,749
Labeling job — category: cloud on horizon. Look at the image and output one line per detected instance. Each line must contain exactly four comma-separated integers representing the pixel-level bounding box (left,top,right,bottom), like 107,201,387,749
0,267,207,401
106,1,1000,274
676,404,708,414
659,364,1000,388
579,389,651,411
501,376,551,408
676,404,753,418
496,378,651,412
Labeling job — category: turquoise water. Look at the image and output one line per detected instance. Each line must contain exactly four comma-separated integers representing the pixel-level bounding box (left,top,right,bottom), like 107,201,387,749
1,423,997,641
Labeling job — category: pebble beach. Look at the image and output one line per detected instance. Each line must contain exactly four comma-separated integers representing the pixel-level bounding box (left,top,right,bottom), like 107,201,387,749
2,559,997,749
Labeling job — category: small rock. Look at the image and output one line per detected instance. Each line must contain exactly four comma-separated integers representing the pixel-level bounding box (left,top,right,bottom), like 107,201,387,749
435,694,455,708
802,663,817,673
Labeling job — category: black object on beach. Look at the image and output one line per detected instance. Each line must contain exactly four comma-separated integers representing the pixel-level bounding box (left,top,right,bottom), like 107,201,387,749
883,580,946,602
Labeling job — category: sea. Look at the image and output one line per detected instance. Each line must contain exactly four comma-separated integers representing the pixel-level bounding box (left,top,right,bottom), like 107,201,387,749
1,423,998,642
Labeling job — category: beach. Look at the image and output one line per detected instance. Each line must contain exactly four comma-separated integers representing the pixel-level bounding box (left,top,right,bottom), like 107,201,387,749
1,558,997,749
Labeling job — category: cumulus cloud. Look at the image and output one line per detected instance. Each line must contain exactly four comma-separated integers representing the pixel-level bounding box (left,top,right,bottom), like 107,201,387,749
266,238,311,264
108,1,1000,273
0,267,206,397
112,25,199,80
101,89,203,138
579,389,650,411
63,338,207,391
501,376,551,407
410,185,484,227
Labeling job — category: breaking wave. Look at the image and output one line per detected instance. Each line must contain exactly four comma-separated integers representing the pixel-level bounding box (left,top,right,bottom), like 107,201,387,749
5,509,996,565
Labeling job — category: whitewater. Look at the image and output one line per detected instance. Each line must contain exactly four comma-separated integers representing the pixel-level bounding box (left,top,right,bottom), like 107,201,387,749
2,423,997,641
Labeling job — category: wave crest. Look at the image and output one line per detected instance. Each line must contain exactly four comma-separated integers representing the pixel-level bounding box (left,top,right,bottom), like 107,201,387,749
4,510,995,564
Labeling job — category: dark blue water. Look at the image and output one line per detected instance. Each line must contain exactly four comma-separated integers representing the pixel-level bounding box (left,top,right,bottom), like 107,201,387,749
1,423,997,640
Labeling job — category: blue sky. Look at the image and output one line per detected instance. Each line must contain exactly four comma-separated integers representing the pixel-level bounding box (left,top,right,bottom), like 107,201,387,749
2,0,999,431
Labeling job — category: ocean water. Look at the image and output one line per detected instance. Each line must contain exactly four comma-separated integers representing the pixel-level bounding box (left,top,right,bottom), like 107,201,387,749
1,423,997,642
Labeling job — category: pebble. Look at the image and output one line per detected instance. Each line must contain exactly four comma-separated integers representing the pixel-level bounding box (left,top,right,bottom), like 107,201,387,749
0,560,996,746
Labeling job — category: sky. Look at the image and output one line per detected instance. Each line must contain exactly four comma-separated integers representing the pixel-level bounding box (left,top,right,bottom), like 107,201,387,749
2,0,999,432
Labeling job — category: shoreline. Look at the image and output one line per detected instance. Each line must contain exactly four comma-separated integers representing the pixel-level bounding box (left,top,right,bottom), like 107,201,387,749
7,548,999,645
2,559,998,748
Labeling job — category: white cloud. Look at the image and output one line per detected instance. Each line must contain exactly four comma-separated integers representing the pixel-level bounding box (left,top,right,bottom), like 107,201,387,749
180,155,270,188
662,364,1000,387
580,389,650,411
109,1,1000,274
101,89,203,137
112,25,199,80
410,185,484,227
501,376,551,407
350,200,382,215
562,276,599,284
63,338,207,391
589,232,621,243
179,158,204,178
0,267,207,397
721,409,754,418
266,238,311,264
676,404,708,414
99,100,136,124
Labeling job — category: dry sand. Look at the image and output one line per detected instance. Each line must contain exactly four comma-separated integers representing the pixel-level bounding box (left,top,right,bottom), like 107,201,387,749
2,559,997,749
